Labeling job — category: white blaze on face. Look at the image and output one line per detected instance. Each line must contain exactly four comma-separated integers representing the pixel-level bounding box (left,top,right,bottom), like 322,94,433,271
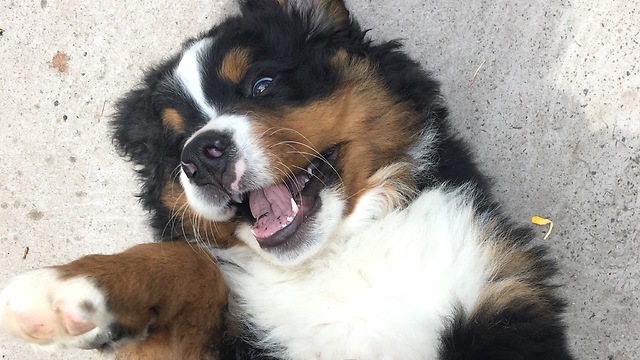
174,38,217,119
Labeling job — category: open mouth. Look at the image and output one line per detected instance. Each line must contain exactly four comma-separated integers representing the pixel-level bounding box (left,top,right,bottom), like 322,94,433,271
238,146,340,249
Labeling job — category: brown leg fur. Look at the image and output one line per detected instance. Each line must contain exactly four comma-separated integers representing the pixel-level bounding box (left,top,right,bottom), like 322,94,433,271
55,241,228,360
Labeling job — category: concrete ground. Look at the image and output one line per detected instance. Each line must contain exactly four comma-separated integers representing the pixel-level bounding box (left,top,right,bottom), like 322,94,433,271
0,0,637,358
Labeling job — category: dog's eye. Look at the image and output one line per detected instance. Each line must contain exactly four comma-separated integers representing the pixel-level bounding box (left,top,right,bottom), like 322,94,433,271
252,77,273,96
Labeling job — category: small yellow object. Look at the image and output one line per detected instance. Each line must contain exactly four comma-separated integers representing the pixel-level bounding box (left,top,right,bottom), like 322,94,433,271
531,216,554,240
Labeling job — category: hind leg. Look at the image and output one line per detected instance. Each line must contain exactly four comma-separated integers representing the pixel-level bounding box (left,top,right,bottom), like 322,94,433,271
0,241,229,360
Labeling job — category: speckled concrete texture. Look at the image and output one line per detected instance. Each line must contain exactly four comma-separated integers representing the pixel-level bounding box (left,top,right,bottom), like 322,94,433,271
0,0,638,359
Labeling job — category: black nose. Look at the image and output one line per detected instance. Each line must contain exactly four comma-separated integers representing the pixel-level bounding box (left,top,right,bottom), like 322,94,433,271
181,131,234,186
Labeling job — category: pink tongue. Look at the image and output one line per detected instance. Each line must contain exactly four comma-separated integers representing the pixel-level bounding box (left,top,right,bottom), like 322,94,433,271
249,183,298,239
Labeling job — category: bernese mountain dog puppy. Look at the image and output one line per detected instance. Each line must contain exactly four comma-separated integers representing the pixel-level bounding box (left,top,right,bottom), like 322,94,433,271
0,0,575,359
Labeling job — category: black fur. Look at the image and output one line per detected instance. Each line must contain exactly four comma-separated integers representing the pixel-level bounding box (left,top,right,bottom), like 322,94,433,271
440,298,573,360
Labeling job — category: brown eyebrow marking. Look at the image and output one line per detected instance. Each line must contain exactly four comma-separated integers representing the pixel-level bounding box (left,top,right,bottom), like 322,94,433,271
219,47,252,85
162,108,185,133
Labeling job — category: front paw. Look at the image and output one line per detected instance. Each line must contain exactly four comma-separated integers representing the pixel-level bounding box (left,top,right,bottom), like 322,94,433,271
0,268,125,350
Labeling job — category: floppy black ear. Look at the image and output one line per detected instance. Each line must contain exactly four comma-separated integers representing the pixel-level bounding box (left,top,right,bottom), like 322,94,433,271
112,87,161,169
242,0,350,33
110,74,182,222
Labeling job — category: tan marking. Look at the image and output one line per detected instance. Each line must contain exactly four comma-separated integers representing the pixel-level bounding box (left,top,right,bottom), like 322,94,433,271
278,0,349,26
474,278,547,320
320,0,350,26
117,329,223,360
161,108,185,133
219,47,251,84
363,163,418,214
473,228,557,319
160,179,241,248
482,233,546,281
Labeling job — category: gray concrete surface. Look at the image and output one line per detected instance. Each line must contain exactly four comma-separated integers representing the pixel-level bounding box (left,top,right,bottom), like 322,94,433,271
0,0,637,359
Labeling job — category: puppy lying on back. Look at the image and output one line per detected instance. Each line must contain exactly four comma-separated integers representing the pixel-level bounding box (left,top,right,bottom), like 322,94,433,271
0,0,574,359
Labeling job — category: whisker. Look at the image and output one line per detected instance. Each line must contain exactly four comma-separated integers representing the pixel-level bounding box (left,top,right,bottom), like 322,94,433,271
266,127,316,149
271,140,343,184
170,164,183,182
160,184,190,240
287,149,343,186
269,140,344,188
274,162,302,196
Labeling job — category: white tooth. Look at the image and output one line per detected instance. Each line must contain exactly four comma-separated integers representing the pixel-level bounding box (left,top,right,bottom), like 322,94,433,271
286,216,293,222
291,198,299,213
306,165,314,175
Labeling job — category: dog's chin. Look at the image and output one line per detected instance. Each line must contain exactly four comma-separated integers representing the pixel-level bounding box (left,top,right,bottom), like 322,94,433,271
180,173,237,222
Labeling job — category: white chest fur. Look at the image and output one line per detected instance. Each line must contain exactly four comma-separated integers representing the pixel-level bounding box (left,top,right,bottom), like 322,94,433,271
217,187,492,359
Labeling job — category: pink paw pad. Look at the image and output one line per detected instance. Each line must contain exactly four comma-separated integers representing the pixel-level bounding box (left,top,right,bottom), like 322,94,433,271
13,312,55,340
0,268,113,349
55,301,97,336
